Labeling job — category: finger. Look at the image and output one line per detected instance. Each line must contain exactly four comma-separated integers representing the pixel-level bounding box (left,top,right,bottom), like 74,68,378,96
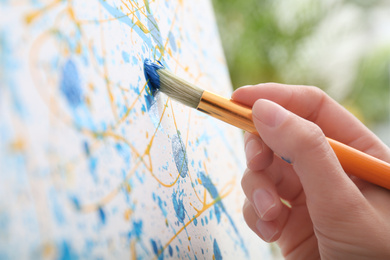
244,132,274,171
243,197,318,256
242,199,281,242
232,84,390,161
263,156,305,205
241,168,283,221
251,99,364,215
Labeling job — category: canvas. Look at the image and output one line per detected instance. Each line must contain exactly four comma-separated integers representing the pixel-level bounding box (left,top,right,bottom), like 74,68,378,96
0,0,270,259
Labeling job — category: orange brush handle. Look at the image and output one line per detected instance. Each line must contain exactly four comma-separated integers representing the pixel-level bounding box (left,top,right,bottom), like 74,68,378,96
327,138,390,190
198,92,390,190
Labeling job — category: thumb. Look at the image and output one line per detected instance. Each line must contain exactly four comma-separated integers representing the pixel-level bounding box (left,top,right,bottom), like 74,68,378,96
251,99,362,213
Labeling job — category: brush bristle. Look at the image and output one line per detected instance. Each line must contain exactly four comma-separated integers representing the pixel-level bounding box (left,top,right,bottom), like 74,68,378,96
157,69,204,109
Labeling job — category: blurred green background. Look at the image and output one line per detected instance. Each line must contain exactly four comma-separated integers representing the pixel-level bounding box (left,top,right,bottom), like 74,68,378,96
212,0,390,142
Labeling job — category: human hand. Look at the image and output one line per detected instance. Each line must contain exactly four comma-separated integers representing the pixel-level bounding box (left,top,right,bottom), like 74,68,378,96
232,83,390,259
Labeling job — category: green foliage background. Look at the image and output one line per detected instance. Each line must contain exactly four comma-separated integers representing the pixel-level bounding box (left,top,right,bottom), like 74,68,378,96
212,0,390,126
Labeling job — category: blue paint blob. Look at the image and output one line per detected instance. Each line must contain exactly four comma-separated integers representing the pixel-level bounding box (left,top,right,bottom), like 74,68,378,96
70,196,81,210
150,239,164,259
60,59,83,107
59,241,77,260
133,220,143,238
115,142,131,165
151,239,158,255
157,196,168,217
121,51,130,63
172,191,185,223
89,157,98,181
193,217,198,226
143,59,164,94
171,133,189,178
83,141,90,156
168,245,173,257
214,203,221,223
168,31,177,52
213,239,222,260
98,207,106,224
199,171,218,198
132,56,138,65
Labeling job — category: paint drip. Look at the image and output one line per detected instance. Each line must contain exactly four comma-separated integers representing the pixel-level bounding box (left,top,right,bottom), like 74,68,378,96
171,132,188,178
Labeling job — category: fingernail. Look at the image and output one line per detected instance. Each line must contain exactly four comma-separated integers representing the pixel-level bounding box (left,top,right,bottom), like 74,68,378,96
252,99,289,127
253,188,275,219
238,85,254,89
245,139,263,165
256,219,278,242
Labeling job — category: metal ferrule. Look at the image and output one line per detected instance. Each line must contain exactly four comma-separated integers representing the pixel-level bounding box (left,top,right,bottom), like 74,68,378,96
197,90,257,134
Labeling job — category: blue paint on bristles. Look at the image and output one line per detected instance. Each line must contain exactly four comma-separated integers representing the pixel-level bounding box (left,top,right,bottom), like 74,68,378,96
143,59,164,94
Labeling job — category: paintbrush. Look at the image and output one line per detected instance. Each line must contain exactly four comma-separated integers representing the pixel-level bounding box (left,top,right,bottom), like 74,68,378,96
143,59,390,190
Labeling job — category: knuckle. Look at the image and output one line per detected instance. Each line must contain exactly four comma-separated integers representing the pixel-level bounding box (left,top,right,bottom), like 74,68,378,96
303,122,327,150
293,120,328,155
303,85,325,98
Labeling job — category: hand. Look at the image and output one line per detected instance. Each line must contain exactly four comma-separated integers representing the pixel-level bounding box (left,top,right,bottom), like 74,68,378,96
232,83,390,259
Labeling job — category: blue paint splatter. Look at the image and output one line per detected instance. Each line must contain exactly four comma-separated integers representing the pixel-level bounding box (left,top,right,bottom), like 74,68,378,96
214,205,221,223
98,0,152,46
133,220,143,238
115,142,131,165
168,31,177,52
121,51,130,63
132,56,138,65
58,241,77,260
60,59,83,107
147,16,162,46
157,196,168,217
172,191,185,223
88,157,98,181
150,239,164,260
172,133,188,178
151,239,158,255
168,245,173,257
199,171,248,256
213,239,222,260
83,141,90,156
70,196,81,210
98,207,106,224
